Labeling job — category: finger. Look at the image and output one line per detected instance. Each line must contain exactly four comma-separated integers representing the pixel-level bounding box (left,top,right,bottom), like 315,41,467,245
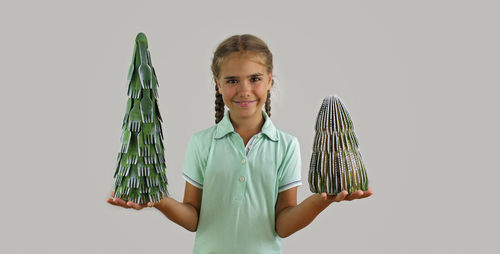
107,198,120,206
106,198,116,205
147,202,154,207
346,190,363,201
108,198,127,208
127,201,137,209
114,198,130,208
345,190,363,201
110,191,115,197
320,193,328,201
360,187,373,199
127,201,144,210
322,193,338,202
335,191,348,202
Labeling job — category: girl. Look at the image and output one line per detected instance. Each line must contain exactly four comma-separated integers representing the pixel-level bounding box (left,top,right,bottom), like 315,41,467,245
107,34,373,253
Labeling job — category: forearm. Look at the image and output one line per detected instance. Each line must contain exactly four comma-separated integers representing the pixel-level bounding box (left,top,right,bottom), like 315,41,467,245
275,193,331,238
153,196,199,232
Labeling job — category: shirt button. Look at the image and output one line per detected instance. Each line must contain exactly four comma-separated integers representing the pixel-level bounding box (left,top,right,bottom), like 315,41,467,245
239,176,245,182
242,159,246,164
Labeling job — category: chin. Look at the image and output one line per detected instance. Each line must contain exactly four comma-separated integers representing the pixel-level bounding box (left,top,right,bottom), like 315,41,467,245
230,106,260,117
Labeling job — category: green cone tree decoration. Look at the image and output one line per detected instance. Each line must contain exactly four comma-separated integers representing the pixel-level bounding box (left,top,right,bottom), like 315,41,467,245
112,32,169,204
308,95,368,195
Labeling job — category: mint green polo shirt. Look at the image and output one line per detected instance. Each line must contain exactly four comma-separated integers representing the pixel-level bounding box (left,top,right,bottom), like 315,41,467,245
182,109,302,254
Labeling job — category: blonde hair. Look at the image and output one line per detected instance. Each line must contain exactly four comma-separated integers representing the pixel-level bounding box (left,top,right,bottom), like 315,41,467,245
211,34,274,123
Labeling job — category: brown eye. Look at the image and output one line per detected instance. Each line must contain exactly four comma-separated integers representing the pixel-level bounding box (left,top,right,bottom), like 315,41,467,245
251,77,261,82
226,79,237,84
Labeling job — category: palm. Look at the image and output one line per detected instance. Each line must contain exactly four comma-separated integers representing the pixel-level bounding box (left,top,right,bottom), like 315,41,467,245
320,187,373,203
107,191,156,210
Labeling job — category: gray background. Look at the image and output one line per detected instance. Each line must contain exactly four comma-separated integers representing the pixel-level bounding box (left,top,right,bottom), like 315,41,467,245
1,0,499,253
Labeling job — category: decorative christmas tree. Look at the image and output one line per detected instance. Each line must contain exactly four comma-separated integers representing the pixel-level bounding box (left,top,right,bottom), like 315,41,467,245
308,95,368,195
112,32,169,204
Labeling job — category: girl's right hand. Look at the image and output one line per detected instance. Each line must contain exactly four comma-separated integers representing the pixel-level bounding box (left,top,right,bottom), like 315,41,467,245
106,191,155,210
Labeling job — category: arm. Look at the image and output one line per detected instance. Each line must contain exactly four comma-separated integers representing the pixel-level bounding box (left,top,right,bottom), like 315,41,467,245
153,181,202,232
275,187,373,238
107,181,202,232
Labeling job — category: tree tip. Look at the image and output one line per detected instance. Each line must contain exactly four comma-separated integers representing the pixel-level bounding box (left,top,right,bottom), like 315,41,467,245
135,32,148,47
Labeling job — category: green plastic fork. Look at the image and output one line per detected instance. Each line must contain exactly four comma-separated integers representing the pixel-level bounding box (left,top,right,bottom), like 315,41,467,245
140,90,154,123
128,101,142,132
136,33,153,89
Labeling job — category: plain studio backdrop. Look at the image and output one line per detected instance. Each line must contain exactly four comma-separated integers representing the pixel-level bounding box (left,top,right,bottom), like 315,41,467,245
1,0,498,253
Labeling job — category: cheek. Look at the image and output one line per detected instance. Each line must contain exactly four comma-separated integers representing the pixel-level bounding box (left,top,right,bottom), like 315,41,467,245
220,89,236,103
255,86,269,98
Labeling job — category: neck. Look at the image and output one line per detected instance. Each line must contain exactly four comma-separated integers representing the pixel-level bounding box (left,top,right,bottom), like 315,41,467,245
229,111,265,135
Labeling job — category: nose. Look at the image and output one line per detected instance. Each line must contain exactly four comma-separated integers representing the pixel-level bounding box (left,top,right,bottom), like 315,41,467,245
237,79,252,95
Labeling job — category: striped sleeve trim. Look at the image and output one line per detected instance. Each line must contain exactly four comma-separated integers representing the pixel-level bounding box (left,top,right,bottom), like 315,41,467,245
278,180,302,192
182,172,203,189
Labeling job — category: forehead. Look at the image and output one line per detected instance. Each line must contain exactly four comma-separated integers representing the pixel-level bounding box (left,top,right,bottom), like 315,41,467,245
220,52,267,75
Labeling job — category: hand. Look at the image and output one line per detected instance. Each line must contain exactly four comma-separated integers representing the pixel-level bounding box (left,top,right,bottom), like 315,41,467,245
106,191,156,210
320,187,373,203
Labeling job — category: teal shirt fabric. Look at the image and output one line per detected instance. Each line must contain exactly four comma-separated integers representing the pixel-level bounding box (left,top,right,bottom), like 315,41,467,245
182,109,302,254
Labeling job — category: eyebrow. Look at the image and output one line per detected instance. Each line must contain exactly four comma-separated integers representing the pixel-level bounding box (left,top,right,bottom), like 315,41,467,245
223,73,264,80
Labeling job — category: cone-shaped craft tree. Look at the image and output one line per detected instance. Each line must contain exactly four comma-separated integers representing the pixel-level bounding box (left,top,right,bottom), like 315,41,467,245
112,32,169,204
308,95,368,195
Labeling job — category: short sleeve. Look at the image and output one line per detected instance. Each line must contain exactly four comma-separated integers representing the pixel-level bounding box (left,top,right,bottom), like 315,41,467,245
277,137,302,192
182,135,205,189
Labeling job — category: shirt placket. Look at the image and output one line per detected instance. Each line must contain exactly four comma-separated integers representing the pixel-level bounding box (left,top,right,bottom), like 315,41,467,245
232,134,260,203
245,134,259,156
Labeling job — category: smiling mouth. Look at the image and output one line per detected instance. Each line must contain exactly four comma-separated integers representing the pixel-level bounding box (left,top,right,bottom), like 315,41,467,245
234,100,256,107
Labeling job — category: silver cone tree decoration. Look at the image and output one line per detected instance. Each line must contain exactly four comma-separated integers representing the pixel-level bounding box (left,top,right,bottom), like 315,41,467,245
308,95,368,195
112,32,169,204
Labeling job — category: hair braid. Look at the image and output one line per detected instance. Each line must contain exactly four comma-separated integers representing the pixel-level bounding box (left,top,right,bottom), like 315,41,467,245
215,85,225,124
265,90,271,117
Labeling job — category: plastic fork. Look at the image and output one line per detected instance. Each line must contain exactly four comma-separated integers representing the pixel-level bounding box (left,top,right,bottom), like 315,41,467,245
120,127,132,153
137,130,150,157
140,90,154,123
142,122,155,145
128,102,142,132
122,98,133,129
127,73,142,99
154,100,162,122
154,117,164,140
148,50,159,89
127,43,136,82
136,38,153,89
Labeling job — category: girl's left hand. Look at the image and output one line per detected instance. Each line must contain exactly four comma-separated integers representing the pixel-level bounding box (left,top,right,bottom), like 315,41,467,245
320,187,373,203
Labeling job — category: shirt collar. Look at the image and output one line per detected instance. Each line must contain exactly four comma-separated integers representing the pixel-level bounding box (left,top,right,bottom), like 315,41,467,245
214,109,278,141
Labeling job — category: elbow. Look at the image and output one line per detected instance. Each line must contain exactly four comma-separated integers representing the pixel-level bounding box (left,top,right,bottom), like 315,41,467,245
277,231,291,238
276,227,291,238
186,223,198,232
277,232,289,238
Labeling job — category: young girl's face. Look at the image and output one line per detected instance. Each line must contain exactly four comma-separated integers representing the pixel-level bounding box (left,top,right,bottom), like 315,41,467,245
216,52,273,122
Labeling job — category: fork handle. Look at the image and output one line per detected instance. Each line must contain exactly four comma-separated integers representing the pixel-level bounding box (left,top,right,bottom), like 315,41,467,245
136,36,149,65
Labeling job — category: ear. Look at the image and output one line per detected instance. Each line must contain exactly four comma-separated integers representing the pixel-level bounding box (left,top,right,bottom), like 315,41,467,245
215,79,222,93
267,71,273,89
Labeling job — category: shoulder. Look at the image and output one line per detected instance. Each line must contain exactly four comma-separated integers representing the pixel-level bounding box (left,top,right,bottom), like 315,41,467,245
274,127,300,148
187,125,218,153
190,125,218,142
266,127,301,162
